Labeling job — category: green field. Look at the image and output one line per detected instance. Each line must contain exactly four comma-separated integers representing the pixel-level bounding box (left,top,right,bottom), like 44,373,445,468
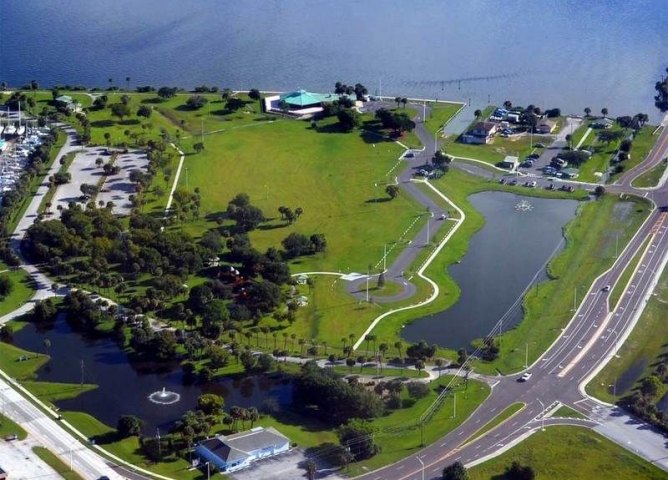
0,264,34,317
468,426,668,480
447,132,552,166
0,413,27,440
424,101,466,135
587,266,668,403
632,160,668,188
0,341,49,379
33,446,87,480
553,405,587,419
610,126,661,184
22,381,97,406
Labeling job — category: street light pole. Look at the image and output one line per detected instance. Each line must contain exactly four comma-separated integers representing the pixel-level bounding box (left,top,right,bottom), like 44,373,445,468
383,244,387,272
366,269,370,303
417,456,425,480
525,343,528,368
453,392,456,418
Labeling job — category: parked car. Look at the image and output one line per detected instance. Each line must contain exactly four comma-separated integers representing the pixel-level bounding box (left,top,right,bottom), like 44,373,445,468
519,372,533,382
528,181,537,188
567,185,575,192
527,153,540,159
499,178,506,184
535,143,546,148
546,183,555,190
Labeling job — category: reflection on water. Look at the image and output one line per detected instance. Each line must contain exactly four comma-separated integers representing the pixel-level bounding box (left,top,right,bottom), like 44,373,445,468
403,192,579,349
10,317,291,432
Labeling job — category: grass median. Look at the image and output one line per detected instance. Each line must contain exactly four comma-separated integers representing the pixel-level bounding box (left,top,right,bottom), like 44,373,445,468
586,266,668,403
0,263,34,317
632,160,668,188
33,446,87,480
468,426,668,480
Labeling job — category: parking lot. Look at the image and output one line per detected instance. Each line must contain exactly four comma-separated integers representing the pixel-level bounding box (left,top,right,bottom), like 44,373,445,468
0,436,62,479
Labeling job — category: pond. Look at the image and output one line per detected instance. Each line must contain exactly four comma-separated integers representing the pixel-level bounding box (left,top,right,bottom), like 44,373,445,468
10,317,291,432
403,191,580,349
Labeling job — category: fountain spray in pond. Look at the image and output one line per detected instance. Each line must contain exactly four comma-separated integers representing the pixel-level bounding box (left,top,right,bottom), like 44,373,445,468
148,387,181,405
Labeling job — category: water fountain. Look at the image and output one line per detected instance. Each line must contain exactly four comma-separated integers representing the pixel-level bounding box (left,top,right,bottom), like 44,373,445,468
148,387,181,405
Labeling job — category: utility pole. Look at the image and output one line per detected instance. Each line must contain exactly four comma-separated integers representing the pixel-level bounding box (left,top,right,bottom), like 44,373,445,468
383,244,387,272
525,343,529,368
423,101,426,123
453,392,456,417
366,268,370,302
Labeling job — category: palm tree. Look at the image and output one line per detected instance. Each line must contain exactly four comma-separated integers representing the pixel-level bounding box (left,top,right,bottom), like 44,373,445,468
272,332,278,349
415,360,425,375
565,134,573,150
394,97,401,108
364,334,372,354
341,337,347,351
394,341,403,359
346,357,356,373
290,333,296,351
108,77,113,89
298,338,306,355
584,107,591,117
503,100,513,110
435,358,444,377
401,97,408,108
357,355,366,373
126,76,131,90
322,341,328,355
474,109,482,118
601,107,608,117
282,332,288,350
244,331,252,346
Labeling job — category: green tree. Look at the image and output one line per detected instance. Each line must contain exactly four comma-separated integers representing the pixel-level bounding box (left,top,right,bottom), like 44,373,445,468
505,461,536,480
474,109,482,118
601,107,609,117
584,107,592,117
186,95,208,110
385,184,400,199
337,419,378,460
193,142,205,153
346,357,356,373
117,415,144,438
197,393,224,415
442,461,470,480
337,109,360,132
137,105,152,119
248,89,261,101
110,102,132,122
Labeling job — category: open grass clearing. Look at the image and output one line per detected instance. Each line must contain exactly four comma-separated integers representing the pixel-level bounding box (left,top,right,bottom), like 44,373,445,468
446,133,552,166
173,115,424,274
0,341,48,380
424,101,465,135
587,266,668,403
553,405,587,419
33,446,86,480
347,376,490,476
330,365,428,379
462,402,524,445
0,413,27,440
21,381,97,406
610,126,660,184
0,265,34,317
632,159,668,188
468,426,668,480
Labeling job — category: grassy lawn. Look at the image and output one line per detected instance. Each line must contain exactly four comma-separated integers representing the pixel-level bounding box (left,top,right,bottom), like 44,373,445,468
0,264,34,317
173,115,423,274
0,413,28,440
468,426,668,480
632,159,668,188
610,126,661,184
62,411,209,480
463,402,524,445
347,376,490,476
586,266,668,403
446,133,552,166
553,405,587,419
21,381,97,406
33,446,86,480
571,121,592,149
0,341,49,379
424,102,466,135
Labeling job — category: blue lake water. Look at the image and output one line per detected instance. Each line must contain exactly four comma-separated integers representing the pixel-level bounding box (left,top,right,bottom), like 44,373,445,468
403,192,580,349
2,0,667,123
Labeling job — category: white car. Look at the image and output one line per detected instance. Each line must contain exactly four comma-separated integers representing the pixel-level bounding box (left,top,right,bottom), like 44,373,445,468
602,285,611,292
519,372,533,382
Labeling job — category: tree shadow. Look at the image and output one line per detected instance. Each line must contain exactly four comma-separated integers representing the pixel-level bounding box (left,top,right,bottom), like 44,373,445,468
90,120,115,128
119,119,140,126
315,123,346,134
140,97,165,104
365,198,391,203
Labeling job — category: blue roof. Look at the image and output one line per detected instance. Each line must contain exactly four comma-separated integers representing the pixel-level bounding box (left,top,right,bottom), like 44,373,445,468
280,89,343,107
